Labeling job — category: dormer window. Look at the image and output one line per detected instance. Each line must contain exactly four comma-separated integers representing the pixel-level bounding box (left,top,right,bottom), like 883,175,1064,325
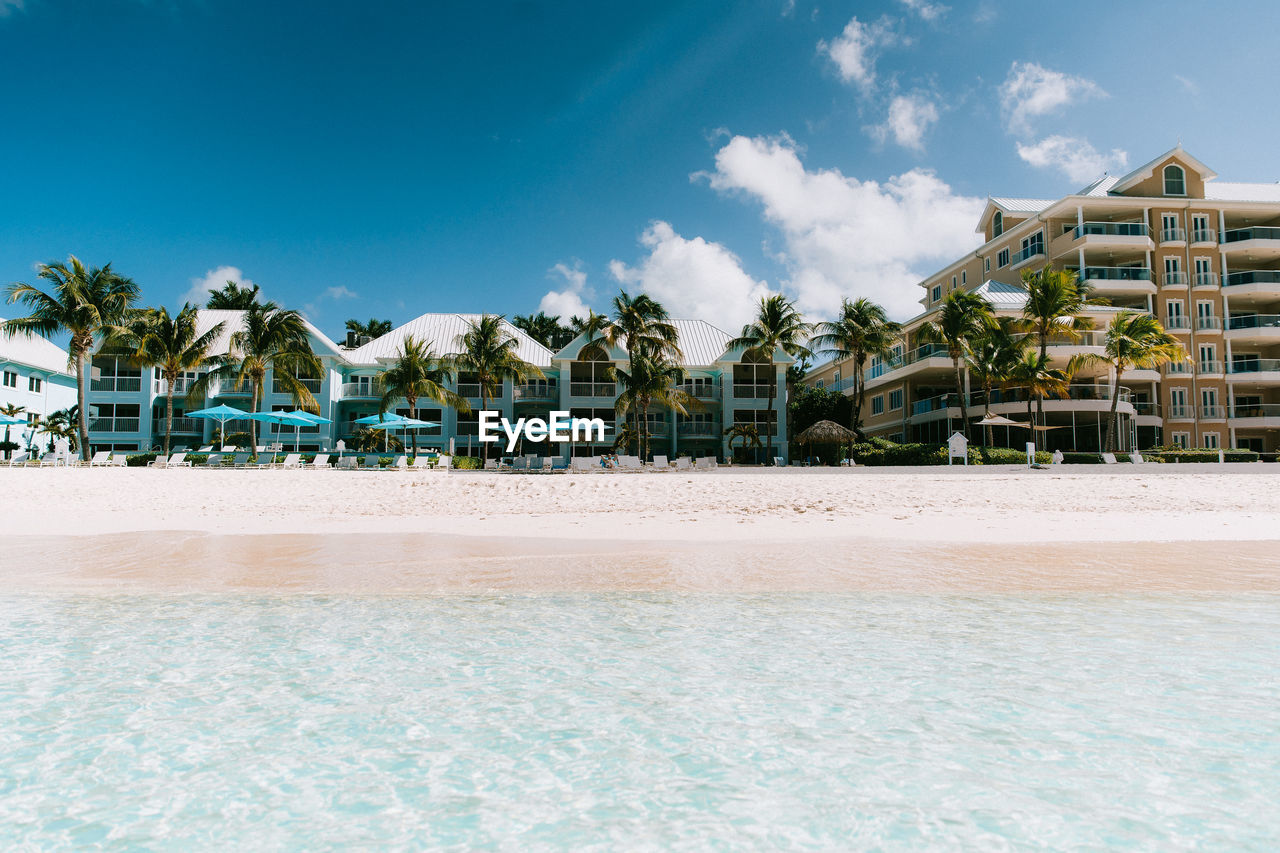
1164,164,1186,196
992,211,1004,237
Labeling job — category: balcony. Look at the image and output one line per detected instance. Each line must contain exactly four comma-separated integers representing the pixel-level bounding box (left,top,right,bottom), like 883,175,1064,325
1196,316,1223,332
1164,361,1192,376
1160,227,1186,244
1191,228,1217,245
1133,402,1161,418
1009,242,1046,269
90,377,142,393
88,417,140,433
731,383,777,399
677,421,721,437
1078,266,1156,296
1229,403,1280,425
213,383,252,398
909,384,1133,420
1070,221,1153,251
1226,359,1280,382
1192,272,1219,289
677,384,720,400
1221,227,1280,256
569,382,616,398
514,383,558,401
1166,405,1195,420
1199,405,1227,420
864,343,951,383
154,417,203,435
1226,314,1280,343
1165,315,1191,332
1162,271,1188,288
271,378,322,395
340,382,380,399
155,377,196,396
1199,360,1225,376
1224,270,1280,294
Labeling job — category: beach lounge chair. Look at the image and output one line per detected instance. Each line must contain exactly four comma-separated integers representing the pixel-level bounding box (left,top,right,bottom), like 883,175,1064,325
652,455,671,470
361,454,382,470
410,455,434,471
149,452,190,468
35,451,62,468
510,456,528,473
674,456,692,470
200,453,225,468
550,456,569,472
220,445,236,452
618,455,643,471
390,455,408,471
86,451,112,467
773,456,786,467
230,452,252,468
694,457,717,470
336,455,358,470
109,453,128,467
1101,452,1118,464
570,456,591,472
1129,452,1145,464
197,445,213,453
437,455,451,471
305,453,331,470
7,452,29,467
275,453,302,469
485,458,500,470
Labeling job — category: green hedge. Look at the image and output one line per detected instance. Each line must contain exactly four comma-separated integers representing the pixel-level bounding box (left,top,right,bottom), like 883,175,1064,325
1147,449,1259,463
849,441,1051,466
125,453,158,467
452,455,482,470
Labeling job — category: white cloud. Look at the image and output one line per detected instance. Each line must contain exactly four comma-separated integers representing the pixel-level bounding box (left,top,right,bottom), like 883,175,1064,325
538,261,592,320
1016,135,1129,183
872,93,939,151
701,134,983,320
183,265,254,307
999,62,1104,135
323,285,357,300
897,0,948,21
1174,74,1199,95
608,221,773,332
818,16,896,92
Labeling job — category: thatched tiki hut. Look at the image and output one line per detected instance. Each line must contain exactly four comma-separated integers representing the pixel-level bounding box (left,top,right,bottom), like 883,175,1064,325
795,419,858,465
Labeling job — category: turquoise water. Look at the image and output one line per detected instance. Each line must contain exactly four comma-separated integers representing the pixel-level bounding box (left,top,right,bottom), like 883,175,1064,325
0,594,1277,850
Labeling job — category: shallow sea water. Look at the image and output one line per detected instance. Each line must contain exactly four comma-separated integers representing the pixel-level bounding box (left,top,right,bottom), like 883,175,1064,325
0,593,1277,850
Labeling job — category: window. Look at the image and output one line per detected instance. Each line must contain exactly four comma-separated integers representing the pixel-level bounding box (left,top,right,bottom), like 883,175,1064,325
984,257,991,273
888,389,903,411
1171,432,1190,449
951,275,957,289
961,271,966,285
1166,298,1185,328
931,285,942,302
2,370,15,388
1161,212,1181,241
997,248,1010,268
1203,432,1220,449
992,211,1003,237
871,395,884,415
815,378,823,389
1198,344,1216,371
1191,214,1212,242
28,376,41,393
1163,256,1182,286
832,370,840,385
1201,388,1219,418
1020,231,1044,258
1163,164,1186,196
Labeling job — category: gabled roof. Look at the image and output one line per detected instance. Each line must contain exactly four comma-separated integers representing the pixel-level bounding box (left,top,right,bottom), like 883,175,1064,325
549,319,784,367
1205,182,1280,203
1076,175,1120,197
1109,145,1217,194
0,318,73,375
972,279,1030,309
975,197,1055,233
193,309,348,360
347,313,552,367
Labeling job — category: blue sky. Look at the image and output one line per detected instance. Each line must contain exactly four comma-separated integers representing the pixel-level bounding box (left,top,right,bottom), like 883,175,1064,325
2,0,1277,335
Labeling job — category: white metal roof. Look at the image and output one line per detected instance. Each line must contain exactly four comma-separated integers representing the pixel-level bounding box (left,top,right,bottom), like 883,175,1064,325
192,309,348,360
1204,182,1280,203
0,318,73,375
1109,145,1217,194
973,279,1029,308
670,319,734,365
346,313,553,367
988,197,1055,214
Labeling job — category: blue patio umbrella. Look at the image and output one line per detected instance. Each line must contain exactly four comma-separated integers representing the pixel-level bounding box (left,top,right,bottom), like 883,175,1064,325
353,413,406,425
0,413,26,425
246,411,316,453
368,417,440,454
187,404,250,447
282,410,332,451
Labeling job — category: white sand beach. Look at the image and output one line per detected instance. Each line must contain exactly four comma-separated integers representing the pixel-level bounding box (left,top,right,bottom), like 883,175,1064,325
3,465,1279,592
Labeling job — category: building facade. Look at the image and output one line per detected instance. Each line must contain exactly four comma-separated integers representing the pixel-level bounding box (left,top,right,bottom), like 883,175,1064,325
805,146,1280,453
86,311,793,462
0,318,78,452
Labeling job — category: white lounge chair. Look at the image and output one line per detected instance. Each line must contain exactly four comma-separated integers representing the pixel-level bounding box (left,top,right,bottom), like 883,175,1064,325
410,455,434,471
485,458,500,470
1101,452,1118,464
437,455,451,471
1129,452,1145,464
390,455,408,471
35,452,62,468
772,456,786,467
149,452,190,468
86,451,112,467
7,452,30,467
361,454,382,470
197,445,213,453
229,452,253,468
652,455,671,470
674,457,692,470
275,453,302,469
694,457,717,470
618,455,643,471
336,455,358,470
305,453,331,470
109,453,128,467
220,445,236,452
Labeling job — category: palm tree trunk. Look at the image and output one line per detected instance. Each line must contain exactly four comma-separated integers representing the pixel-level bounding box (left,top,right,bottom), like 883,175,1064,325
1037,332,1047,423
75,349,90,461
765,391,776,465
250,384,259,453
953,357,969,439
852,353,865,440
408,396,417,460
164,379,175,457
1104,368,1122,453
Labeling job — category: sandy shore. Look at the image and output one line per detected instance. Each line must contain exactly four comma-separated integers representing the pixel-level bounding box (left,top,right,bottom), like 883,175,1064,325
3,465,1279,591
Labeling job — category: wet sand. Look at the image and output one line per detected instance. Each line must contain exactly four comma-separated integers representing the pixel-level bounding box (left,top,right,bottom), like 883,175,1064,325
6,531,1278,593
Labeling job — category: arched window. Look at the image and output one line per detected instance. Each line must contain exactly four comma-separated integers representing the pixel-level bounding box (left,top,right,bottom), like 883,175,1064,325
1164,164,1186,196
992,211,1003,237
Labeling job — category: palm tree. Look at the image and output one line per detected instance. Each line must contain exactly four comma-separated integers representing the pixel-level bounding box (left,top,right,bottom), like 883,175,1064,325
613,351,697,460
3,256,140,461
811,297,900,440
1004,350,1071,432
723,422,762,463
965,318,1028,445
1,403,25,458
450,315,544,459
190,302,322,451
727,295,813,464
342,318,393,346
1069,311,1186,452
115,304,225,456
918,290,996,439
512,311,574,351
376,335,469,459
206,280,261,309
1021,266,1100,421
569,310,612,360
42,406,80,452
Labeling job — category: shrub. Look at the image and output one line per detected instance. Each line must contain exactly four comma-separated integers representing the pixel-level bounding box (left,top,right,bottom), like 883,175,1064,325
1060,452,1104,464
1147,449,1259,463
126,453,158,467
452,455,482,470
187,453,208,466
976,447,1053,465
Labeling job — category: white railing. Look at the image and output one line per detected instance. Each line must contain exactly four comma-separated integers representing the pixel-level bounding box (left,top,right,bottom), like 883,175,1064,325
569,382,616,397
1191,228,1217,244
89,417,140,433
732,383,777,399
90,377,142,393
1193,272,1220,288
154,417,202,434
341,382,379,399
1160,228,1186,243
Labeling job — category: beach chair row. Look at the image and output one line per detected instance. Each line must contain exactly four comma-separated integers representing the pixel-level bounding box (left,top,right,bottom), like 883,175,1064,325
563,454,718,472
5,449,452,470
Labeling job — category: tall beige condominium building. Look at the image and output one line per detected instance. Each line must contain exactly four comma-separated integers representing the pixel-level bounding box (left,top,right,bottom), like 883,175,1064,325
806,146,1280,453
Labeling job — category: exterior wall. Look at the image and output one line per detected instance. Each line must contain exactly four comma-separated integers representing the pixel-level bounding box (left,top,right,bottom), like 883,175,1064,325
0,361,77,451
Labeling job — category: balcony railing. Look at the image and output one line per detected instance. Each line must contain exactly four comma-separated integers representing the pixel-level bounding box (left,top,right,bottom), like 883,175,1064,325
1009,243,1046,265
213,384,251,397
1222,226,1280,244
1196,316,1223,331
1162,271,1188,286
340,382,379,399
90,377,142,393
732,383,777,399
456,383,483,399
677,421,721,436
1166,405,1194,420
271,378,322,394
1228,314,1280,331
1225,270,1280,287
154,417,202,434
1200,405,1227,419
514,383,557,401
1160,227,1186,243
1133,402,1161,417
1164,361,1191,375
88,417,140,433
865,343,950,381
155,377,196,396
910,384,1132,416
1191,228,1217,244
1072,222,1149,239
677,384,719,400
1230,403,1280,419
569,382,616,398
1199,360,1225,374
1165,315,1190,330
1193,272,1219,288
1078,266,1153,282
1228,359,1280,374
